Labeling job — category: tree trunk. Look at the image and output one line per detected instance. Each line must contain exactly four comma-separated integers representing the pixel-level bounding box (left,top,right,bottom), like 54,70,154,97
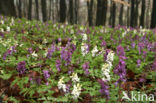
119,4,124,25
140,0,145,28
151,0,156,28
28,0,32,20
96,0,108,26
49,0,52,20
18,0,22,18
69,0,74,24
134,0,140,27
112,2,116,27
130,0,135,27
60,0,66,23
74,0,79,24
41,0,47,22
0,0,17,17
35,0,39,20
87,0,94,26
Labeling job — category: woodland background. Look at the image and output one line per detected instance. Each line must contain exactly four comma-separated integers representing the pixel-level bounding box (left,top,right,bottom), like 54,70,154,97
0,0,156,28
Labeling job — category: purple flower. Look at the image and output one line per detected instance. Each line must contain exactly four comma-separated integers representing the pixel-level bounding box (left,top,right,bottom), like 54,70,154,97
17,61,26,74
138,42,145,54
82,62,90,76
28,48,33,54
47,43,55,59
3,46,16,60
101,40,106,47
114,46,127,85
98,79,110,99
56,59,61,72
131,43,135,48
60,47,72,66
137,59,141,67
117,45,125,56
43,70,50,79
35,77,41,85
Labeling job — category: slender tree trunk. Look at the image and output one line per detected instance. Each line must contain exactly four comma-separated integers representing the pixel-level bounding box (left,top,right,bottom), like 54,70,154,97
130,0,135,27
69,0,74,24
41,0,47,22
28,0,32,20
35,0,39,20
49,0,52,20
87,0,94,26
151,0,156,28
60,0,66,23
18,0,22,18
74,0,79,24
140,0,145,28
134,0,140,27
119,4,124,25
96,0,108,26
0,0,17,17
126,0,130,26
112,2,116,27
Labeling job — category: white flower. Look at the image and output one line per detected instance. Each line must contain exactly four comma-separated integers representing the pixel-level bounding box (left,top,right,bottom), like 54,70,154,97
1,20,4,24
81,43,89,56
58,76,67,92
106,51,115,63
122,31,127,37
0,28,4,32
43,38,47,44
101,63,112,81
70,73,80,83
71,83,82,99
32,51,38,57
82,33,87,41
11,18,14,25
70,29,74,34
91,46,98,57
6,26,10,32
19,44,23,47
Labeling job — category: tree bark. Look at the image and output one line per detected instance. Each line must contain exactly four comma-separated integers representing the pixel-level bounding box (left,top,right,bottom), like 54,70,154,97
28,0,32,20
87,0,94,26
130,0,135,27
41,0,47,22
49,0,52,20
60,0,67,23
0,0,17,17
134,0,140,27
69,0,74,24
119,4,124,25
35,0,39,20
140,0,145,28
151,0,156,28
74,0,79,24
96,0,108,26
112,2,116,27
18,0,22,18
